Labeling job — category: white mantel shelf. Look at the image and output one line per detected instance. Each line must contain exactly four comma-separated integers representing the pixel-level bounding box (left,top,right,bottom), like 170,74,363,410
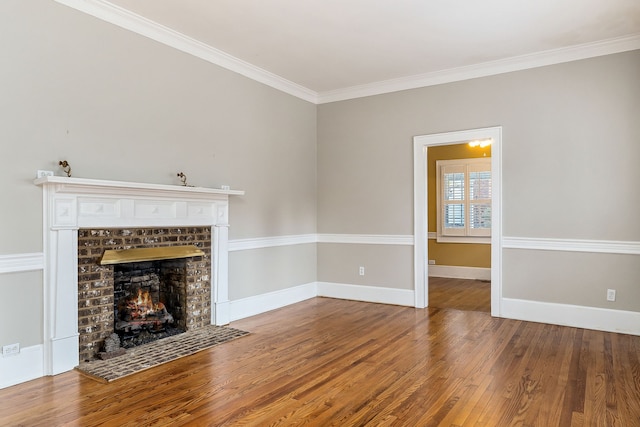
35,176,245,229
34,176,245,196
35,176,243,376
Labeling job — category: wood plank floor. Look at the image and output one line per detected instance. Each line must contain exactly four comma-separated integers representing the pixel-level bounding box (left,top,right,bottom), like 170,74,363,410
428,277,491,313
1,297,639,426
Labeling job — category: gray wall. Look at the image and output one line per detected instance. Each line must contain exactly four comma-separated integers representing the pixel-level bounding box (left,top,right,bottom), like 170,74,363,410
0,1,317,347
317,51,640,308
2,0,638,353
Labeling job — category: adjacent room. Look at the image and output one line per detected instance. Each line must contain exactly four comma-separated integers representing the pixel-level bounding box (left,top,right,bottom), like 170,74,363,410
1,0,639,425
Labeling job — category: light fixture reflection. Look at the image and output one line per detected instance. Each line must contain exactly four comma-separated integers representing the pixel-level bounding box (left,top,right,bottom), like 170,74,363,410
468,138,492,148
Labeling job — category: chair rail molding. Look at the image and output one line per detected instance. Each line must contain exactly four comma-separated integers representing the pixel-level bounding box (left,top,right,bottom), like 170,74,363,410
502,236,640,255
0,253,44,274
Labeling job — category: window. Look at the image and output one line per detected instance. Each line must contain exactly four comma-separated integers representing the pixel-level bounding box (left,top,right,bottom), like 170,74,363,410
436,158,491,243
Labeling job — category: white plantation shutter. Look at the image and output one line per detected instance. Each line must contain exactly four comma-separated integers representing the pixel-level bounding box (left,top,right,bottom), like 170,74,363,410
440,164,466,236
436,158,491,242
468,164,491,237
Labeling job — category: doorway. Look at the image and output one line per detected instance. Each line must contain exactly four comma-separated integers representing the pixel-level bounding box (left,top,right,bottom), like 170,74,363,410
413,127,502,316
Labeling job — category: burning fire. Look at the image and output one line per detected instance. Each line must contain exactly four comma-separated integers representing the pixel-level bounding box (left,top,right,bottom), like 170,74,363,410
126,288,166,319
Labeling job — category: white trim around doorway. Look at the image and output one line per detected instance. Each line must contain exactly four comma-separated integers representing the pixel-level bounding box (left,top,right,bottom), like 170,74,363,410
413,126,502,316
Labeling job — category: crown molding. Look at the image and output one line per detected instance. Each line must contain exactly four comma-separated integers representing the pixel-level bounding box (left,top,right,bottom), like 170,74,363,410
54,0,639,105
317,34,640,104
54,0,318,103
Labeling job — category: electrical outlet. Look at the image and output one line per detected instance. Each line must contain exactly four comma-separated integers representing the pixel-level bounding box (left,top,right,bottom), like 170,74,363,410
36,170,54,178
606,289,616,302
2,343,20,356
428,260,436,265
359,266,365,276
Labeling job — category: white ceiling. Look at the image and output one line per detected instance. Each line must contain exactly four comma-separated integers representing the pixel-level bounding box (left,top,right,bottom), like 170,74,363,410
58,0,640,103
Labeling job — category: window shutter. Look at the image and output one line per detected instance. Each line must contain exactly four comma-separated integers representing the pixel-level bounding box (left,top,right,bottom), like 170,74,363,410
468,166,491,237
440,164,466,236
436,158,491,241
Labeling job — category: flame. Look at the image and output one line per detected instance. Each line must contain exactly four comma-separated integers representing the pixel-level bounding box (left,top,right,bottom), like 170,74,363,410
126,288,164,319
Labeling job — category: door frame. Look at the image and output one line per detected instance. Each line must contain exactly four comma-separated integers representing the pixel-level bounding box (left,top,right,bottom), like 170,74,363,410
413,126,502,316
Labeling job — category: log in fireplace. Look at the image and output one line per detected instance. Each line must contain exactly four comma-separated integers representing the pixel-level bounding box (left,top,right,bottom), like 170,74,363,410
115,269,176,334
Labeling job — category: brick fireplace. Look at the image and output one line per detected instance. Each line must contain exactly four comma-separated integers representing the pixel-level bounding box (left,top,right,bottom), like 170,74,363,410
77,227,212,362
36,176,243,375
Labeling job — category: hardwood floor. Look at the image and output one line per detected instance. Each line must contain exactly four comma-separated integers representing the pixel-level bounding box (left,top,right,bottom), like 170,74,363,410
1,297,639,426
428,277,491,312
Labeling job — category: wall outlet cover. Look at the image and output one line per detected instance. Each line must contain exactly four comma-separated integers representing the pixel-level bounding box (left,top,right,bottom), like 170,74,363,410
2,343,20,356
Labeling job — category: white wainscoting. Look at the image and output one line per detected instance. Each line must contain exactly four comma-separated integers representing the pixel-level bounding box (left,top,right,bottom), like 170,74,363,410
0,345,44,389
0,255,44,388
3,234,638,389
228,234,317,252
229,282,317,322
501,235,640,336
229,232,640,255
0,253,44,274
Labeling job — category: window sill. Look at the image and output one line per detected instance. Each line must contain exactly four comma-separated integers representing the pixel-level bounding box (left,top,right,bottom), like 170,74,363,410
436,236,491,244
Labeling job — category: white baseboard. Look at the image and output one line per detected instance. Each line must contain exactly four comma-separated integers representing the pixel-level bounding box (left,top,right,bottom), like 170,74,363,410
229,281,414,322
229,282,317,322
428,265,491,280
317,282,415,307
501,298,640,336
0,344,44,389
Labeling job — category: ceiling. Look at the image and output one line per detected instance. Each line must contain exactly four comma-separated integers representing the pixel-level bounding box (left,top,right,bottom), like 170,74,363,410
58,0,640,103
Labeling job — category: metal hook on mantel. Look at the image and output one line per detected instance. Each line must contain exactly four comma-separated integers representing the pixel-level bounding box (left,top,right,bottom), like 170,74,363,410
59,160,72,177
177,172,193,187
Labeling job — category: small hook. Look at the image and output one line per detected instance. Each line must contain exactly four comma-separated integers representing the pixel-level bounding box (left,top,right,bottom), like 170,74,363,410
59,160,72,177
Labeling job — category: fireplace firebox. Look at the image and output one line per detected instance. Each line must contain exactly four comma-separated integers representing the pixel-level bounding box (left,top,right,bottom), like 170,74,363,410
77,227,211,362
113,260,186,348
